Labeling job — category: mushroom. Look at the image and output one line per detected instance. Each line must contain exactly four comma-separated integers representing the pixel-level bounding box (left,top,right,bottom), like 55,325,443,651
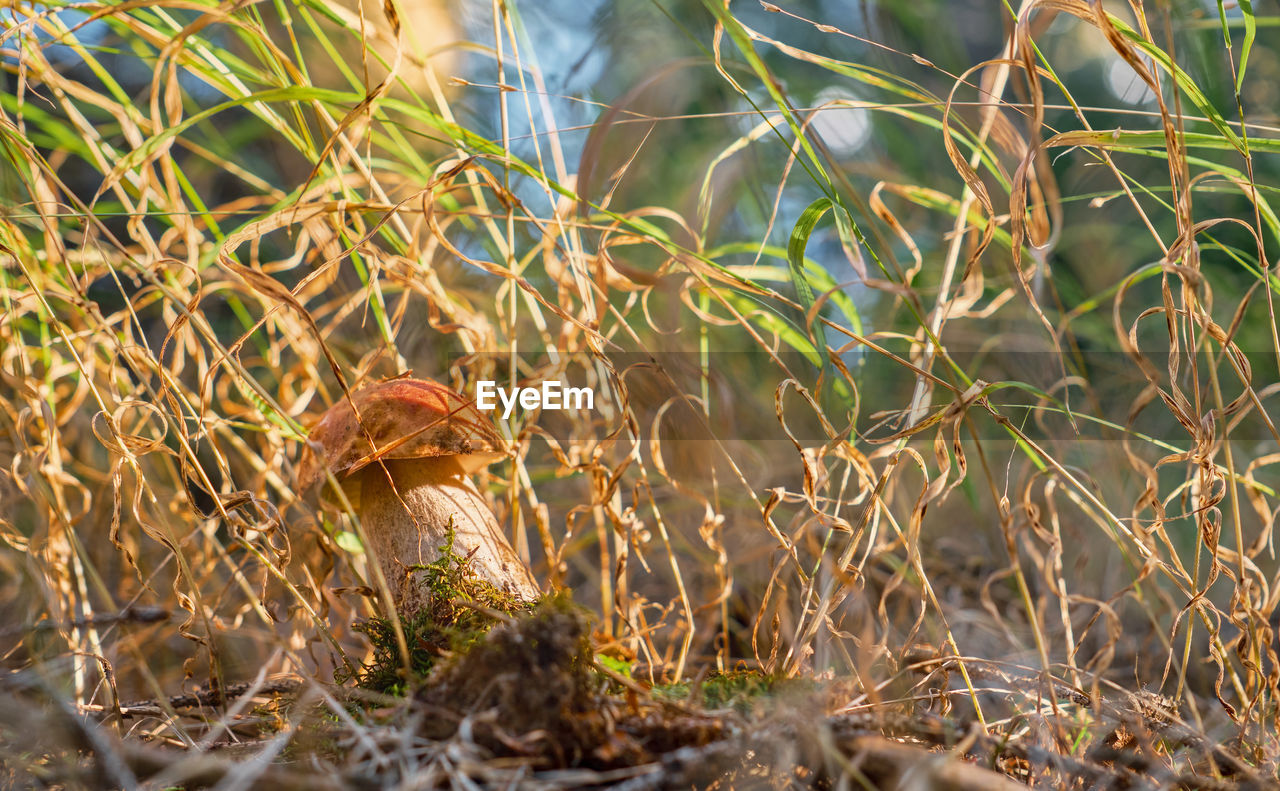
298,377,539,616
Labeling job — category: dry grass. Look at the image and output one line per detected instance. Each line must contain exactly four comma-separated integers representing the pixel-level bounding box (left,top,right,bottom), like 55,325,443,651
2,0,1280,787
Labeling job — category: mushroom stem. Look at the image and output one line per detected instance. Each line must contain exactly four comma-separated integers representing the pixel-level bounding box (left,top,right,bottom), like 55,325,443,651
358,457,539,615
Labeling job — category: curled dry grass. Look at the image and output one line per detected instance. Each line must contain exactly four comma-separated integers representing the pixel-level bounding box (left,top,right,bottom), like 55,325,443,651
2,0,1280,787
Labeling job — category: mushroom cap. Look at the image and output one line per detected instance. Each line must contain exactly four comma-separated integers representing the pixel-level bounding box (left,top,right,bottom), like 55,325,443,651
297,377,506,494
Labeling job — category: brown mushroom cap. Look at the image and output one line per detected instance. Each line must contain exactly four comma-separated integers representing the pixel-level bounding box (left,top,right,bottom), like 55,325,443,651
297,377,506,494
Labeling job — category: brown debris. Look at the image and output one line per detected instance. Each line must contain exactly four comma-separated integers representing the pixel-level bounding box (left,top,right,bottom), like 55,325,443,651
416,599,651,768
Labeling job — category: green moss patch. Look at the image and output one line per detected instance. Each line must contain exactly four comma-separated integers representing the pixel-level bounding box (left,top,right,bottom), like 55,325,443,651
339,529,535,694
654,669,818,715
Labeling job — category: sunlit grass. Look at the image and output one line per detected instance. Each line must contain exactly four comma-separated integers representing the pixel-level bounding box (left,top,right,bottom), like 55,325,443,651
2,0,1279,786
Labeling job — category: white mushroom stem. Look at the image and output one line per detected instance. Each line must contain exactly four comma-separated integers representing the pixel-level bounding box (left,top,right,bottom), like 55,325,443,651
357,457,539,615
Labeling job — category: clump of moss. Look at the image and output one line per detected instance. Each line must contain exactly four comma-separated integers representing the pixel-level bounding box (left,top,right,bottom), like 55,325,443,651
417,595,643,768
340,529,534,694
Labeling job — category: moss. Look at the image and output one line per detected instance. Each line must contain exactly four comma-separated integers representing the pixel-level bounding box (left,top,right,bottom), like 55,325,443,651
338,528,534,694
654,669,815,715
